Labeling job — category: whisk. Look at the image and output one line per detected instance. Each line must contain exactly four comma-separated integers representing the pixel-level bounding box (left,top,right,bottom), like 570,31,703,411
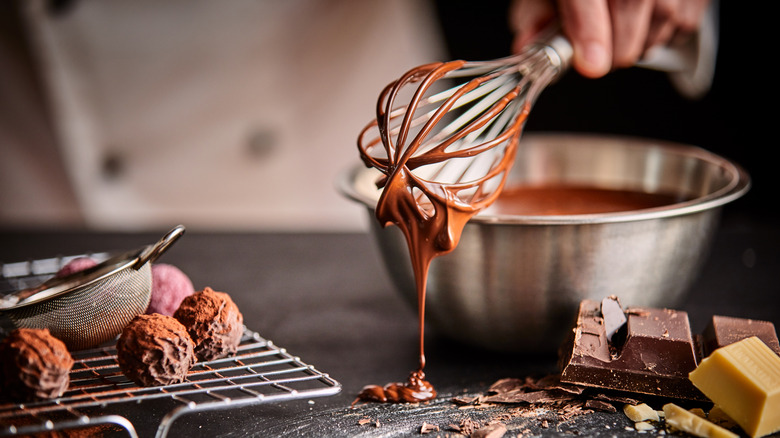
357,33,573,252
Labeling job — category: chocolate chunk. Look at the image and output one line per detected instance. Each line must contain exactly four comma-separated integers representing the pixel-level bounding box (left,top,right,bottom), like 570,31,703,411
559,299,705,400
601,295,627,343
173,287,243,361
584,399,617,413
700,315,780,357
116,313,196,386
0,328,73,401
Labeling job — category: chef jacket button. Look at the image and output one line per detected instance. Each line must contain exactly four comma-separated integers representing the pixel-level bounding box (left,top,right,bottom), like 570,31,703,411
101,150,124,182
246,127,278,160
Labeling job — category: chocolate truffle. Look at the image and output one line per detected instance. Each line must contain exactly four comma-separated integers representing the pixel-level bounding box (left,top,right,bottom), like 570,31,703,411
0,328,74,401
55,257,97,278
174,287,243,361
146,263,195,316
116,313,196,387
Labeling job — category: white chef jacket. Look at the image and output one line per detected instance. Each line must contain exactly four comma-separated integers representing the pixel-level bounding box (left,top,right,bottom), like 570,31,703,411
0,0,446,231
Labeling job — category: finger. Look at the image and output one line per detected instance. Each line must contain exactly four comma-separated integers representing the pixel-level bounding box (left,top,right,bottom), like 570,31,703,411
509,0,557,53
608,0,655,68
557,0,612,78
645,0,678,50
677,0,710,33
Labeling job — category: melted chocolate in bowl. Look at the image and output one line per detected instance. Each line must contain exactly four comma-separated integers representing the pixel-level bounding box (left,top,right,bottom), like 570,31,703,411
485,185,687,216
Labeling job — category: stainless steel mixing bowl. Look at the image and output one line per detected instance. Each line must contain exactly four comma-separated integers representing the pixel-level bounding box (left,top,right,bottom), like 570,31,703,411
339,133,750,352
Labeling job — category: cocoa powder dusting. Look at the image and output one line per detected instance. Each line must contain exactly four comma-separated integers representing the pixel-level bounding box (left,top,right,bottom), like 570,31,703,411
0,328,73,401
173,287,243,362
116,313,195,387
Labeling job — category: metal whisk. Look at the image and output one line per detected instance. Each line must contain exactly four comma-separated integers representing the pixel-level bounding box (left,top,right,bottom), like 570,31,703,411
357,34,573,218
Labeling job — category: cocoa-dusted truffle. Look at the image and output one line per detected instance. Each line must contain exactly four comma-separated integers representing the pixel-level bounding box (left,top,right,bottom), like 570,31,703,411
116,313,195,387
174,287,243,361
0,328,74,401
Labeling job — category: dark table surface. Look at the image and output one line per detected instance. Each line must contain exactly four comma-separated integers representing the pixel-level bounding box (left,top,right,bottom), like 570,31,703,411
1,209,778,437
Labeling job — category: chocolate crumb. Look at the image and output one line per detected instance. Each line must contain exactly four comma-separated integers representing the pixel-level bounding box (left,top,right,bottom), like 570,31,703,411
471,423,506,438
459,418,480,436
420,422,439,434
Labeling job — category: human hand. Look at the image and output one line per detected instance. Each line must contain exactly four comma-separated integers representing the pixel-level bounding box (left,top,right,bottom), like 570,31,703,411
509,0,711,78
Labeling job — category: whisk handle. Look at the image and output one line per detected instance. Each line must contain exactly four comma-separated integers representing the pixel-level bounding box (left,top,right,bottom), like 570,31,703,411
542,35,573,75
134,225,186,269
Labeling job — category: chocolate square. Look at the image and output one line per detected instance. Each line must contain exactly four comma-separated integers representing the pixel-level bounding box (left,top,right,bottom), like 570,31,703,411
559,299,705,400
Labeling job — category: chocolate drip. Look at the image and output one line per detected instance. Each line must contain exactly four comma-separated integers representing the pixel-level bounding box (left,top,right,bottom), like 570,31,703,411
357,60,530,402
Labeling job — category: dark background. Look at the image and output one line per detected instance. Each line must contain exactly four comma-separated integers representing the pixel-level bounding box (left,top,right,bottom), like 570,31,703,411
432,0,776,220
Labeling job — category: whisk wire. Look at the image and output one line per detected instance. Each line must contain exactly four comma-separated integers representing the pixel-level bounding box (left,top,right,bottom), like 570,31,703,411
359,34,570,209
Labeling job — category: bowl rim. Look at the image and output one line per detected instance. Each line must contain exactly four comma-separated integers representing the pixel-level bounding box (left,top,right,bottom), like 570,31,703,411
337,132,751,225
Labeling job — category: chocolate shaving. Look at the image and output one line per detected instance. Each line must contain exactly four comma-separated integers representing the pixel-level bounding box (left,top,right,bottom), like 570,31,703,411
471,423,507,438
489,375,584,395
488,377,526,393
531,374,585,394
451,395,480,405
584,399,617,413
587,391,641,406
482,374,582,404
483,389,577,404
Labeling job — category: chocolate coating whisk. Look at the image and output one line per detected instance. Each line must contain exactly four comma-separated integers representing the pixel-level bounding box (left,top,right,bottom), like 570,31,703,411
356,25,710,237
357,33,573,250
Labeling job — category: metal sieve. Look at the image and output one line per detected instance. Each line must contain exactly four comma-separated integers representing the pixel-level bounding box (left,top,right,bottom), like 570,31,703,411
0,225,185,350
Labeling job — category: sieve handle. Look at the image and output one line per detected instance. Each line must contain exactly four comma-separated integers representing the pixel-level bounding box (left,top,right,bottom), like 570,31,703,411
133,225,186,269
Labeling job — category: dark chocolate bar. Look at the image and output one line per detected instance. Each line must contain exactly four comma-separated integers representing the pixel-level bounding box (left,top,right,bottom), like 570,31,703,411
699,315,780,357
559,299,705,400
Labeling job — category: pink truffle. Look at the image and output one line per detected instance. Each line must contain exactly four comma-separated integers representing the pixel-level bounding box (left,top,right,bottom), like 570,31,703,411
55,257,97,278
146,264,195,316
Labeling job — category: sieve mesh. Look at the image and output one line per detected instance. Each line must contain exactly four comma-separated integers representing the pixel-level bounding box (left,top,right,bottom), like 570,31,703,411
6,264,151,350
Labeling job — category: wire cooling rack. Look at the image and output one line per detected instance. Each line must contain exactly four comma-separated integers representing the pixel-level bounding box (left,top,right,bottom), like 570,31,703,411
0,256,341,438
0,328,341,437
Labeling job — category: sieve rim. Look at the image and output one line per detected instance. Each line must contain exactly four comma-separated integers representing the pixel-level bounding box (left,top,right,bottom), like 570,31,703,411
0,249,142,310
